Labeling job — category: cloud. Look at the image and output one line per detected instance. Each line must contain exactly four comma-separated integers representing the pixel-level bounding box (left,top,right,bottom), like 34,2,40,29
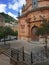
8,12,17,20
20,9,22,15
19,0,26,6
0,0,26,19
8,2,19,11
8,0,26,11
0,4,7,13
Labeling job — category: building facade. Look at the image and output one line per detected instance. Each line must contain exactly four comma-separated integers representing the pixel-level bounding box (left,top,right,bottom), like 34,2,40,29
0,15,5,26
18,0,49,41
5,22,18,32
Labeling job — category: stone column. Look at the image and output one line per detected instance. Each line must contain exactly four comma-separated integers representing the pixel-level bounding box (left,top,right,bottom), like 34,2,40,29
26,18,31,41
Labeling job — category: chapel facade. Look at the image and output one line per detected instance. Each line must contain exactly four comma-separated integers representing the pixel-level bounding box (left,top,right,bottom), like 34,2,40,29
18,0,49,41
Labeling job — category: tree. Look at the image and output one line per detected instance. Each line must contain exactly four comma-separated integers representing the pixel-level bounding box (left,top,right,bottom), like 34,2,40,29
0,26,4,41
11,30,18,39
4,26,14,36
36,19,49,57
0,12,17,23
0,26,14,44
4,26,14,40
12,31,18,36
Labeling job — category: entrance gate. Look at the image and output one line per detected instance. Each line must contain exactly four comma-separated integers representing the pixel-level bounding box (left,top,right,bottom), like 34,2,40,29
31,26,38,41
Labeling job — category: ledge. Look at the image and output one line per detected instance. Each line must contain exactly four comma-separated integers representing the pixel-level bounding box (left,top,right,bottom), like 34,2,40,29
17,6,49,19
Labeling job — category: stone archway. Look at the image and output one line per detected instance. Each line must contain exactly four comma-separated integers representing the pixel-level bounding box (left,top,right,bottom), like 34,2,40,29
31,25,38,41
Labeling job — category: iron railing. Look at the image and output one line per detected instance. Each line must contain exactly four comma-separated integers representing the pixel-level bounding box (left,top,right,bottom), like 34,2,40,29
0,44,49,65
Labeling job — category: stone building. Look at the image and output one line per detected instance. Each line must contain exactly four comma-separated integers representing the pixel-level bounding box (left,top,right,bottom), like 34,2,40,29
0,15,5,26
18,0,49,41
5,22,18,32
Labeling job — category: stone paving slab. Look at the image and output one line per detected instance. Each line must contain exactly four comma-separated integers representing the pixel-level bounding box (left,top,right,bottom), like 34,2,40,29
10,40,44,53
0,54,12,65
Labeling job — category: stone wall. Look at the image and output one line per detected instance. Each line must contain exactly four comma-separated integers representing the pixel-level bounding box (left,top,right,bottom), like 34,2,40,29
18,0,49,41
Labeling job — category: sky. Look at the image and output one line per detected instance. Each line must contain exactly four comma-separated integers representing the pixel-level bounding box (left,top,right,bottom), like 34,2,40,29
0,0,26,19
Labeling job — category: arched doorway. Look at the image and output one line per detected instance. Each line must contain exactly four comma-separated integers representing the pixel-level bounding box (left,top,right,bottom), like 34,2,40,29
31,26,38,41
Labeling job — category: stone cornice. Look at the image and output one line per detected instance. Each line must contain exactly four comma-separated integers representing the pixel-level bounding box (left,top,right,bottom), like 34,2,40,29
22,0,49,12
28,19,49,23
17,6,49,19
22,4,32,12
30,20,44,23
38,0,49,2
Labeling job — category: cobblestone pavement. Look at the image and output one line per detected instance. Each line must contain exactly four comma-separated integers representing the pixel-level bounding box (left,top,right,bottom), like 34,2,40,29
9,40,45,53
1,40,48,53
0,54,12,65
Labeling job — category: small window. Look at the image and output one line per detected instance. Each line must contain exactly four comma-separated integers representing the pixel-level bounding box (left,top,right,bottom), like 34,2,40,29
32,0,38,9
34,2,36,5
